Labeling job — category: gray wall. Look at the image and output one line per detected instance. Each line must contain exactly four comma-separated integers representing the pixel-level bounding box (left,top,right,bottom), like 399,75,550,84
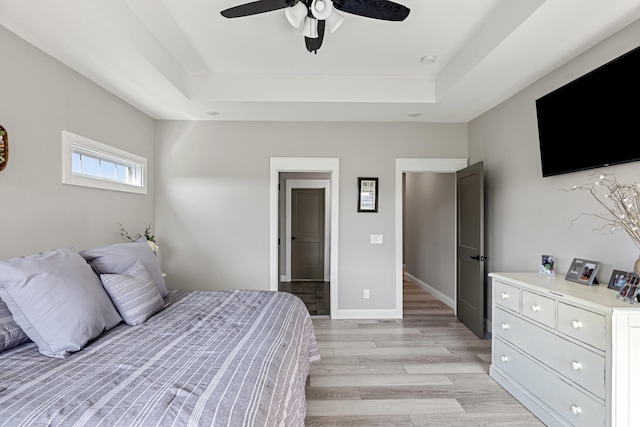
6,11,640,322
0,26,156,260
154,120,468,314
470,17,640,316
404,173,456,306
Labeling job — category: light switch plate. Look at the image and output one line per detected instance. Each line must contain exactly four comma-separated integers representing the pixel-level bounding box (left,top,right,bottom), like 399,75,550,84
370,234,383,244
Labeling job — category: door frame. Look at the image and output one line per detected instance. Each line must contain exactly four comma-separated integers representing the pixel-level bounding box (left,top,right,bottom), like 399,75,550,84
270,157,339,317
284,180,331,282
395,158,468,317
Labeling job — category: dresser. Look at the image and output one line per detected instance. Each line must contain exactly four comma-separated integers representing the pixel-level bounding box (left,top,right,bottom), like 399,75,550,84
489,272,640,427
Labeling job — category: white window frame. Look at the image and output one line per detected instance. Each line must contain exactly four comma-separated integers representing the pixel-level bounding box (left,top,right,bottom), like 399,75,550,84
62,131,147,195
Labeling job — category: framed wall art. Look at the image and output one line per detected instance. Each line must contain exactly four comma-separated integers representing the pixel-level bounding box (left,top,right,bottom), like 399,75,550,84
357,177,378,213
564,258,600,286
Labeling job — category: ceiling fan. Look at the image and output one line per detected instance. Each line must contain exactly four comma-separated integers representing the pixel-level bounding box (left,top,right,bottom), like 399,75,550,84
221,0,410,54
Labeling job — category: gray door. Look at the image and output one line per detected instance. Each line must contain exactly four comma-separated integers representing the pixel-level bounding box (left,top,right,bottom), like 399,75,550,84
456,162,485,338
291,188,325,280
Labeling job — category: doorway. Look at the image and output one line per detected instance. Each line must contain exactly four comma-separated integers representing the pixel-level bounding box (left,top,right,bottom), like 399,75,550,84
281,178,331,316
269,157,339,318
395,158,468,317
403,172,457,310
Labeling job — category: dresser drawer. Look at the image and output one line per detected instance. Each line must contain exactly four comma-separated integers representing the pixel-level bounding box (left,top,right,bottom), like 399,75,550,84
493,280,520,312
493,338,605,427
521,290,556,328
557,302,605,351
494,308,605,399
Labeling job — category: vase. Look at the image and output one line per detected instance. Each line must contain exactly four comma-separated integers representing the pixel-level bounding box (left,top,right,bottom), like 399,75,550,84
636,255,640,276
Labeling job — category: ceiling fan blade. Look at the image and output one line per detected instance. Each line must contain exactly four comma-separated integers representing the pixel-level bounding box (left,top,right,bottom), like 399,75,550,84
221,0,298,18
333,0,409,21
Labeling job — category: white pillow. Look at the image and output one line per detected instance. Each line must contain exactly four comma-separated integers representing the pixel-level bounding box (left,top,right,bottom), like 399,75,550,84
0,248,122,358
100,260,165,325
81,239,168,297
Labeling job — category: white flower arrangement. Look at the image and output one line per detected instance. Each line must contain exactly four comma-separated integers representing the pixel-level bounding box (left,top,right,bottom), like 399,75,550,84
118,222,159,255
567,173,640,250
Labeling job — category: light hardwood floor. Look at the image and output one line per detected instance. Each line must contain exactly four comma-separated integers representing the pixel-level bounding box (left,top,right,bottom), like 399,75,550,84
304,280,545,427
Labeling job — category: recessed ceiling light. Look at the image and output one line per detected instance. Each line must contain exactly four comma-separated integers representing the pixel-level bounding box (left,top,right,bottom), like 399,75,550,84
407,112,422,117
420,55,436,65
206,111,221,116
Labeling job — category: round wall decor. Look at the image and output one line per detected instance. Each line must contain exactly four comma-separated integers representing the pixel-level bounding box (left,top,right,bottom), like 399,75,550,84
0,125,7,171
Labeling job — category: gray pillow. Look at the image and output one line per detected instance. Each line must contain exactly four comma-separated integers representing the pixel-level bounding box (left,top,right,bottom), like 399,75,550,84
100,260,165,325
81,239,168,297
0,298,29,352
0,247,122,358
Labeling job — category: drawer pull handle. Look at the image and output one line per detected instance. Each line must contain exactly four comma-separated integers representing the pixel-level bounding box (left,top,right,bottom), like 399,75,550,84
570,404,582,415
571,361,582,370
501,322,509,330
501,292,509,299
501,355,509,363
571,320,583,329
531,304,541,312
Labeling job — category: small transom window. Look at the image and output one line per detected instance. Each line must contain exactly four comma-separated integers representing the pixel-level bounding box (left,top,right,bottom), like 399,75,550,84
62,131,147,194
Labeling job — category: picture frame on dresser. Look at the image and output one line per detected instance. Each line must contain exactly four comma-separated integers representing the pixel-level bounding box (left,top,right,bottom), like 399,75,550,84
617,273,639,303
538,254,556,275
565,258,600,286
608,269,629,291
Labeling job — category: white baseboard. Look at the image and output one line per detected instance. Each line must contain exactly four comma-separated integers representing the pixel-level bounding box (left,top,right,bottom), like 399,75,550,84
404,273,455,309
334,309,401,319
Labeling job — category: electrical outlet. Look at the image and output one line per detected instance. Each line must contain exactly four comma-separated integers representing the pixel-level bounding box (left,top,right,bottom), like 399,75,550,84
363,289,370,299
370,234,383,244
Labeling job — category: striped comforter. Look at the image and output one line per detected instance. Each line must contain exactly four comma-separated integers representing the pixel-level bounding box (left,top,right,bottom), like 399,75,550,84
0,289,320,427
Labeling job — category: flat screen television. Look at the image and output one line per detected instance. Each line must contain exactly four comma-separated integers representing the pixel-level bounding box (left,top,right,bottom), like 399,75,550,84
535,45,640,177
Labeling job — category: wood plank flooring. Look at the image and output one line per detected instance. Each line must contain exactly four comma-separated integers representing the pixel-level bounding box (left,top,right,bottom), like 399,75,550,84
304,280,545,426
280,281,330,315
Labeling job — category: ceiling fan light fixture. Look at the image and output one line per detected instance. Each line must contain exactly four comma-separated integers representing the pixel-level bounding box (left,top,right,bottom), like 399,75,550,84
301,17,319,38
311,0,333,20
325,9,344,33
222,0,411,53
285,2,307,29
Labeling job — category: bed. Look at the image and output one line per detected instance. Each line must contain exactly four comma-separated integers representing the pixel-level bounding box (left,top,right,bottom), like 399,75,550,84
0,241,320,427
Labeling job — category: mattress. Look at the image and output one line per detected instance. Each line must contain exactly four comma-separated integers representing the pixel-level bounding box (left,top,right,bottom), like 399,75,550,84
0,289,320,426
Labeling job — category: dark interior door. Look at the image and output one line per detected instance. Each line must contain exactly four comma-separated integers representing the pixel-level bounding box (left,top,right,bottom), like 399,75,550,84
456,162,485,338
291,188,325,280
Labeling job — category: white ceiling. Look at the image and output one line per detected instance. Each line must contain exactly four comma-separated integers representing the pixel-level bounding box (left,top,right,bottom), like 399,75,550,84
1,0,640,122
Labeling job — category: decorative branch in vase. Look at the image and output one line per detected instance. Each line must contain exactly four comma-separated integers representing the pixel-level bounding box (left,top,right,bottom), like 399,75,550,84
566,172,640,274
118,222,159,255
